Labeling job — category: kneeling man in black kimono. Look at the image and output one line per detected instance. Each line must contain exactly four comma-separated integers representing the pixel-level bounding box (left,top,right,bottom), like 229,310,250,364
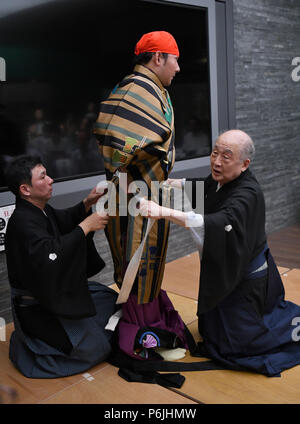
140,129,300,377
5,155,118,378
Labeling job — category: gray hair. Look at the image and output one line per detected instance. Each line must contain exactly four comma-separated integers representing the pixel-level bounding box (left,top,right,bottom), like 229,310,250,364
239,134,255,161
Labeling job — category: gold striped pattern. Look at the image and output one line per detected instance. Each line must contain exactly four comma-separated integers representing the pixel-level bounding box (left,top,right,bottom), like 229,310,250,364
95,65,175,304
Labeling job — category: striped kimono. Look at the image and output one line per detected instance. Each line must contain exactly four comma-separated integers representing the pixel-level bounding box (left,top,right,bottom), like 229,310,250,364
94,64,175,305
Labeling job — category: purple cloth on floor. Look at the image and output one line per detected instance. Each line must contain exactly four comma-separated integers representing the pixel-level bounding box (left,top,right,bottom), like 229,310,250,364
118,289,188,360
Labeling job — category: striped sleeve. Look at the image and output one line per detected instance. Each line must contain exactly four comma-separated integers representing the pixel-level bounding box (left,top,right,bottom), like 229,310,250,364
94,77,172,176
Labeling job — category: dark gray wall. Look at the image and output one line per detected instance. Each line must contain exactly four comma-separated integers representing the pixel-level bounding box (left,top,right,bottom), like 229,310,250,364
232,0,300,233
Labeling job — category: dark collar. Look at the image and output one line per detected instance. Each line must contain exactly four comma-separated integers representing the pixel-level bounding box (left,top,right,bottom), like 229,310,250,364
16,197,48,218
208,168,252,191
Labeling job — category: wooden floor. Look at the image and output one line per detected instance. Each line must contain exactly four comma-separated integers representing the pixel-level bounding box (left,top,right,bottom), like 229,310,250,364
267,224,300,269
1,251,300,405
0,222,300,405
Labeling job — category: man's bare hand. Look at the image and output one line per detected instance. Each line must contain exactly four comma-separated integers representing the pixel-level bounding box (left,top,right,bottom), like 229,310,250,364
83,187,107,212
78,212,109,235
139,198,162,219
165,178,184,189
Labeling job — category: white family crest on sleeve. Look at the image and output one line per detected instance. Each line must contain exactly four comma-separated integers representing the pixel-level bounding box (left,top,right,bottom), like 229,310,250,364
49,253,57,261
225,224,232,232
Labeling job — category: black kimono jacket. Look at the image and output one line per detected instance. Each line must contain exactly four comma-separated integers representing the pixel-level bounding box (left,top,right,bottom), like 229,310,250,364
188,169,300,377
5,197,105,352
199,168,267,314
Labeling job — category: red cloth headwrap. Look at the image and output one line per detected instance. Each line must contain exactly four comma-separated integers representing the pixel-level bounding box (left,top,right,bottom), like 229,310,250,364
134,31,179,57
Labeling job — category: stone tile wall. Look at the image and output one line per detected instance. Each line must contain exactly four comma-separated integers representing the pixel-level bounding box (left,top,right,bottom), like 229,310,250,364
233,0,300,233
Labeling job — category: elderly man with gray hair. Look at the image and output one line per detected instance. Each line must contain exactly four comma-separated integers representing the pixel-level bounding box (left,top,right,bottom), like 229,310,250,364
140,129,300,377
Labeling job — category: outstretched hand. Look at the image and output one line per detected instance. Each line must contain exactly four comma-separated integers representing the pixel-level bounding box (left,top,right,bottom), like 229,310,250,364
139,197,187,227
165,178,184,189
139,198,162,219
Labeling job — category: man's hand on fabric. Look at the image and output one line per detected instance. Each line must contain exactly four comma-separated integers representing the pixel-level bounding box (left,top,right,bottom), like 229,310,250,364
78,212,109,236
165,178,185,189
139,198,162,219
83,187,107,213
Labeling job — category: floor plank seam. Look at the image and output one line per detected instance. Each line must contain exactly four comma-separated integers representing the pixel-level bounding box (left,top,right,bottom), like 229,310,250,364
167,387,205,404
37,363,112,404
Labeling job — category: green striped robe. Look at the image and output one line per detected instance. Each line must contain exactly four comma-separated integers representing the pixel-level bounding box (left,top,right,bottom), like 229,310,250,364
94,64,175,304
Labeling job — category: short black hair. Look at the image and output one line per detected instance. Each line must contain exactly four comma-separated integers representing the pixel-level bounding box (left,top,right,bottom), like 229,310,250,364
133,52,168,66
4,155,42,196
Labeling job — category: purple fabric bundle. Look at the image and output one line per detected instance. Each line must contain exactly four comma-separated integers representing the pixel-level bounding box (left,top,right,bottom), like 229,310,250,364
118,289,188,359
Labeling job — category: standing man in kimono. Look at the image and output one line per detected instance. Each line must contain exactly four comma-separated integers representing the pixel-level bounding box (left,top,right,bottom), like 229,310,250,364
94,32,188,360
5,155,118,378
140,129,300,377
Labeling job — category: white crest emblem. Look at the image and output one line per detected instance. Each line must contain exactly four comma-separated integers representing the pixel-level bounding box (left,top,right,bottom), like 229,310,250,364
49,253,57,261
225,225,232,232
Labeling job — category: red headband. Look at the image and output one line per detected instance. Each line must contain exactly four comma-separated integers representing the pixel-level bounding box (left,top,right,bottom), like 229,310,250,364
134,31,179,57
